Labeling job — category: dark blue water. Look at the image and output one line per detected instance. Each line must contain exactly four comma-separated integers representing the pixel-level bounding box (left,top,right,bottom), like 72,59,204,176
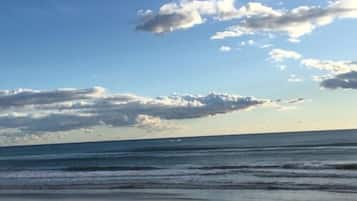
1,130,357,201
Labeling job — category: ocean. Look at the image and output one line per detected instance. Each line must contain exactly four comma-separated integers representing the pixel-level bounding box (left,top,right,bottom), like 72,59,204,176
1,130,357,201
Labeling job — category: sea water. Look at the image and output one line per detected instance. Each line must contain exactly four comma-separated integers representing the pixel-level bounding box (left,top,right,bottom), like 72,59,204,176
1,130,357,201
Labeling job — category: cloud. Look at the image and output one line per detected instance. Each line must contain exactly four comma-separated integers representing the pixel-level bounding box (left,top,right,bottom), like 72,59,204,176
260,44,273,49
269,48,302,62
264,47,357,90
219,45,232,52
312,74,333,82
0,87,105,109
301,59,357,74
266,48,357,75
320,71,357,89
300,58,357,90
268,98,306,111
135,114,174,131
211,0,357,41
240,39,255,47
0,87,280,135
136,8,204,33
286,98,305,104
137,0,357,43
269,49,357,89
233,2,282,18
288,74,304,82
136,0,239,33
136,0,285,34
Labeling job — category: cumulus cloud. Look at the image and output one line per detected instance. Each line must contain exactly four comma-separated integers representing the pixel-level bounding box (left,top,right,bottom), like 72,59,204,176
0,87,284,135
211,0,357,41
269,48,302,62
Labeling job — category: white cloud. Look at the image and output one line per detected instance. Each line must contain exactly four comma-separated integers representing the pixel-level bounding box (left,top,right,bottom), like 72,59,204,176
260,44,273,49
301,58,357,90
211,26,252,40
267,49,357,89
301,59,357,74
136,0,240,33
136,0,285,34
312,74,333,82
267,48,357,90
240,39,255,47
288,38,301,43
137,0,357,44
219,45,232,52
135,114,174,131
269,49,302,62
234,2,282,18
267,48,357,76
211,0,357,41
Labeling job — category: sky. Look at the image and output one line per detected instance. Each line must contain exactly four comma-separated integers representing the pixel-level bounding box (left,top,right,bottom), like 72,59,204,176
0,0,357,146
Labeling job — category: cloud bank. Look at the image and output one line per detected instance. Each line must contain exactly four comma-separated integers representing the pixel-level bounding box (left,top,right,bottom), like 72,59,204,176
0,87,285,135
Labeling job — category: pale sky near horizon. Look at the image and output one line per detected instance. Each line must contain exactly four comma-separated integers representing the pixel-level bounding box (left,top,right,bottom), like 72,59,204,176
0,0,357,146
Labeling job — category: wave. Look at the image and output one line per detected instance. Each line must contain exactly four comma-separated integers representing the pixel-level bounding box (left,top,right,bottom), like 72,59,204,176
191,163,357,171
57,162,357,173
1,181,357,193
2,142,357,163
63,166,162,172
333,164,357,170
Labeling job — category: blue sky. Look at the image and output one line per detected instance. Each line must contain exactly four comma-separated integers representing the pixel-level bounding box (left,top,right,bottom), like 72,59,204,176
0,0,357,146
